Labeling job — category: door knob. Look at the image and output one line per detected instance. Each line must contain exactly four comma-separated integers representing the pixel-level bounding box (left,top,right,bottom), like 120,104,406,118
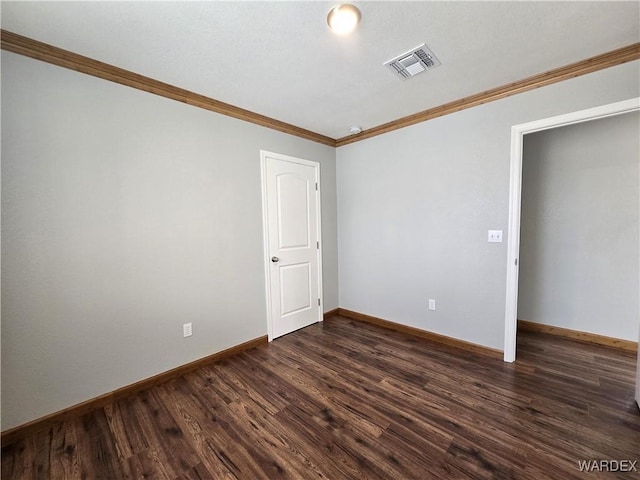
271,256,280,263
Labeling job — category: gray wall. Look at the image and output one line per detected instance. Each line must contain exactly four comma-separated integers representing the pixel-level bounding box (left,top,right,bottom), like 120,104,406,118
3,47,639,430
518,112,639,341
336,60,639,351
1,51,338,430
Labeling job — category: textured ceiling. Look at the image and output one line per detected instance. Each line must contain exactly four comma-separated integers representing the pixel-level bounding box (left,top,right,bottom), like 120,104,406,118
2,1,639,139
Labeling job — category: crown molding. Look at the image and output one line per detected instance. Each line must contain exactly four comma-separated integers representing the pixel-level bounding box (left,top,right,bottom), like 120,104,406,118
335,42,640,147
2,30,638,149
0,30,336,147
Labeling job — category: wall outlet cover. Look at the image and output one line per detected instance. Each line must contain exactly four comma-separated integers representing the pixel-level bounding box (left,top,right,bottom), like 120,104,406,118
488,230,503,243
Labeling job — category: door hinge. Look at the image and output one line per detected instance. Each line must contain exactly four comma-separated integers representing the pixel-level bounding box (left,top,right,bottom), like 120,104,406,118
318,298,321,306
515,258,518,266
317,241,320,249
315,182,318,191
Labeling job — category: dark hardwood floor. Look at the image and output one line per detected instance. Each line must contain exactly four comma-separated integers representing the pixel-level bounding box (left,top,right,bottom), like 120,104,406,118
2,316,639,479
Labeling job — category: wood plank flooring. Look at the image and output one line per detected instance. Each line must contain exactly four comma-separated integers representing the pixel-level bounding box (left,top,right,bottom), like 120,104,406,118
2,316,639,479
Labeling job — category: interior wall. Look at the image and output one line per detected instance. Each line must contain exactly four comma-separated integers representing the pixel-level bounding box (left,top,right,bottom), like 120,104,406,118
1,51,338,430
518,112,639,341
336,60,640,351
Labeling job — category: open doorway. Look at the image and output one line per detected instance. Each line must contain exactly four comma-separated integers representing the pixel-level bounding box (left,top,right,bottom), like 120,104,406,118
518,111,639,346
503,98,640,363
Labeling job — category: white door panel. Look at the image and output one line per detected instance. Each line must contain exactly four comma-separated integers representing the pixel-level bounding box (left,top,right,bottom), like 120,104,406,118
277,174,310,249
280,262,312,316
262,151,322,340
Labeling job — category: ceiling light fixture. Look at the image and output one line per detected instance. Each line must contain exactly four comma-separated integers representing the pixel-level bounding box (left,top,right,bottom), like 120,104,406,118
327,4,361,35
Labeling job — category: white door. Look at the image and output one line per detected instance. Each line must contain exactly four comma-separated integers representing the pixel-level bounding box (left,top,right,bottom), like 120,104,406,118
261,151,322,340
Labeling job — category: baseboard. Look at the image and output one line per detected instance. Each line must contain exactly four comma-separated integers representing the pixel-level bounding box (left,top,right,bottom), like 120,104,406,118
323,308,340,320
1,335,268,447
518,320,638,352
337,308,503,359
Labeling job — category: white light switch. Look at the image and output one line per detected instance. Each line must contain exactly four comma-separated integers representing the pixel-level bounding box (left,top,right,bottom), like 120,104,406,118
183,323,192,337
488,230,503,243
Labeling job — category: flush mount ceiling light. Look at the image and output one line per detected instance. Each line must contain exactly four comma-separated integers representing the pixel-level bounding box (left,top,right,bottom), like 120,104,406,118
327,4,361,35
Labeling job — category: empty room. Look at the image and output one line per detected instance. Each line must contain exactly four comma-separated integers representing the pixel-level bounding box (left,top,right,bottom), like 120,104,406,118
1,1,639,479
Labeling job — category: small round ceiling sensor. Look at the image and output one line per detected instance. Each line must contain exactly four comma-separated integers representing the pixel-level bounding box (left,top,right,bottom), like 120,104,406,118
349,125,362,135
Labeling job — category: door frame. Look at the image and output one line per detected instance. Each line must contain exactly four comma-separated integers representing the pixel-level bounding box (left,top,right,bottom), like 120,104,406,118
260,150,324,342
503,97,640,363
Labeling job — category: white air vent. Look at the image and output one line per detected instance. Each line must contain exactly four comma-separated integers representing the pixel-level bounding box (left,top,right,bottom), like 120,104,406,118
384,43,441,80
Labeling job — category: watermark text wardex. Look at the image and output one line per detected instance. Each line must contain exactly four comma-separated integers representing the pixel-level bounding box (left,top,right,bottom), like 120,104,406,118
578,460,637,473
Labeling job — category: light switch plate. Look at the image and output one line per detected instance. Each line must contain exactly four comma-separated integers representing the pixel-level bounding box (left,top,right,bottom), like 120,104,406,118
183,323,192,337
488,230,503,243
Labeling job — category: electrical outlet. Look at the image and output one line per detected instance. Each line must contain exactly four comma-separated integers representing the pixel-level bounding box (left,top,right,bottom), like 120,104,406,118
183,323,192,337
429,299,436,311
488,230,503,243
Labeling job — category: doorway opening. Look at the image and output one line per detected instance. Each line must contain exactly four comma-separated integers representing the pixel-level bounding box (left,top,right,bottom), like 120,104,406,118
503,98,640,362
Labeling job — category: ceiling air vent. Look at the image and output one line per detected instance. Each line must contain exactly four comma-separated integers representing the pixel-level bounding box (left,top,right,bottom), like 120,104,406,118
384,43,441,80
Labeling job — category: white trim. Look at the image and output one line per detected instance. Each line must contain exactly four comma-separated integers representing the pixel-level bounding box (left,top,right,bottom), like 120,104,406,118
259,152,272,340
504,97,640,362
260,150,324,342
